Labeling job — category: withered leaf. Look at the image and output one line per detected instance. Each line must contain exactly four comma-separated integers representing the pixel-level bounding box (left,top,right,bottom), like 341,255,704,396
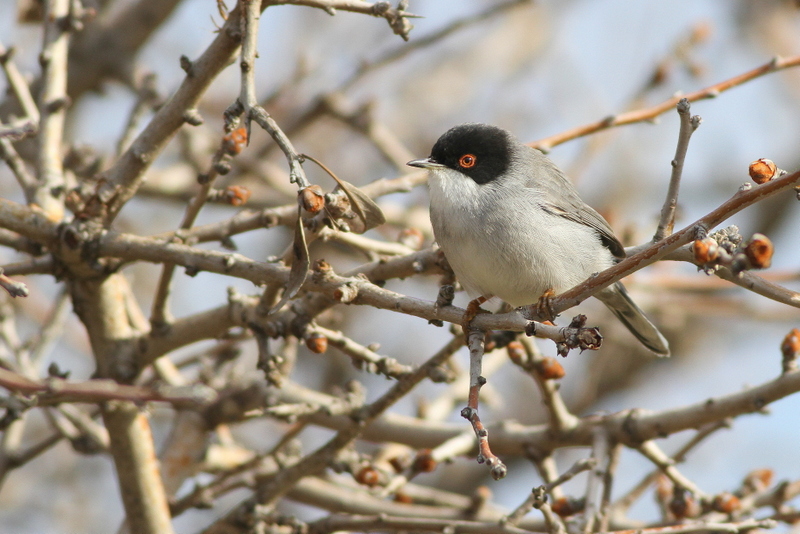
269,205,309,314
301,153,386,234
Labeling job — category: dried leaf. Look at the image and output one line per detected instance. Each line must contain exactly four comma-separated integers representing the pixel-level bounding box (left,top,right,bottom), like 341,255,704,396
332,178,386,233
269,205,309,313
301,153,386,234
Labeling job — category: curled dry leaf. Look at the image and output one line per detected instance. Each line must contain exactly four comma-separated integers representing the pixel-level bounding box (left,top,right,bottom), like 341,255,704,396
301,153,386,234
269,205,310,314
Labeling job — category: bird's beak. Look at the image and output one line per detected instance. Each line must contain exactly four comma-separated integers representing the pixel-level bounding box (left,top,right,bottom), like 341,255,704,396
407,157,444,169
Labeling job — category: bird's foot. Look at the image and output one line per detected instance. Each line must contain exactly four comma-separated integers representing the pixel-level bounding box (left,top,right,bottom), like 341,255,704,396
462,296,488,338
533,288,557,322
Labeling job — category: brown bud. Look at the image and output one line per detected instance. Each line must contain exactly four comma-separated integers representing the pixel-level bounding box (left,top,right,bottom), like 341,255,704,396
781,329,800,358
355,466,382,487
394,492,413,504
412,449,437,473
781,329,800,373
313,259,332,273
388,455,410,473
742,468,774,494
655,474,673,505
535,357,566,380
744,233,773,269
749,159,777,184
398,228,424,250
669,488,700,519
300,185,325,214
692,237,719,264
305,333,328,354
223,185,251,206
222,127,248,155
551,496,583,517
506,341,525,363
711,492,741,514
690,21,713,45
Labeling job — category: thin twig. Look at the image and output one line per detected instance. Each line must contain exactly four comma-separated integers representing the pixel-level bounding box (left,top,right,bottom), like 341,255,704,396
505,485,566,533
0,270,29,298
530,54,800,151
116,73,160,156
311,325,415,379
0,42,40,124
150,134,242,330
514,337,579,433
583,428,609,533
654,98,702,241
613,420,730,515
215,334,467,519
637,440,707,499
461,329,507,481
599,443,622,532
262,0,418,40
0,367,217,408
0,136,37,197
340,0,530,91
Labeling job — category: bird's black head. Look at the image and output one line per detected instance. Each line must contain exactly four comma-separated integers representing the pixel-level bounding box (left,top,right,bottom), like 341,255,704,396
426,123,514,185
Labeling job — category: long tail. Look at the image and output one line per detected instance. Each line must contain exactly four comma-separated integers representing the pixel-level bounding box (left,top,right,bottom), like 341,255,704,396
596,282,670,357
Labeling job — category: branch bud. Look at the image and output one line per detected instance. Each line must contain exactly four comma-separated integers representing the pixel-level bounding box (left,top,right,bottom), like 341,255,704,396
300,185,325,214
749,158,777,184
743,233,773,270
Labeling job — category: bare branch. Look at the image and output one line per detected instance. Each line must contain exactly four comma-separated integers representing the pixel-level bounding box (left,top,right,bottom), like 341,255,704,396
34,0,72,220
530,54,800,151
654,98,702,241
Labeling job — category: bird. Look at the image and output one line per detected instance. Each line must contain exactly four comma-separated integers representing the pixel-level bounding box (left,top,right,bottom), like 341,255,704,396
407,123,669,356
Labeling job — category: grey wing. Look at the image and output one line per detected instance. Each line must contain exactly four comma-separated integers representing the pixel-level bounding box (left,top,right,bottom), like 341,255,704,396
527,149,626,259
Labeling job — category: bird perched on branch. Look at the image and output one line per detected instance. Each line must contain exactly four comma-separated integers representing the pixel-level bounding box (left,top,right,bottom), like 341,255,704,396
408,123,669,356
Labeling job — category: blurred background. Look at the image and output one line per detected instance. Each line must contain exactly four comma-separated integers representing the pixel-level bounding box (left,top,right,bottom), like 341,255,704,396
1,1,799,533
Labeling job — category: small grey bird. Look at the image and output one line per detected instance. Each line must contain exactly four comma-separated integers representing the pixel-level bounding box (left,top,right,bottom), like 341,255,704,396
408,123,669,356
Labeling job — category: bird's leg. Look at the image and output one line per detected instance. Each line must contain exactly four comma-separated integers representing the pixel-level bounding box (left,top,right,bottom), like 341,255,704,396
534,288,557,322
462,296,488,336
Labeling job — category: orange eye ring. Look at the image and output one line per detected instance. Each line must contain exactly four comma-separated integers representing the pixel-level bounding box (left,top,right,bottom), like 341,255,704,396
459,154,477,168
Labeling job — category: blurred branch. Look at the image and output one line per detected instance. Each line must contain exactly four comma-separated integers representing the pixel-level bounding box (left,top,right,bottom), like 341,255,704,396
34,0,73,221
613,420,730,516
665,245,800,309
262,368,800,456
96,5,247,225
307,514,535,534
339,0,532,91
207,333,470,530
263,0,417,40
530,54,800,151
0,42,40,125
0,136,37,197
0,367,216,408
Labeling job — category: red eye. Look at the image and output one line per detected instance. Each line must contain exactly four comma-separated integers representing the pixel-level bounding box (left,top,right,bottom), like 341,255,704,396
459,154,477,168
